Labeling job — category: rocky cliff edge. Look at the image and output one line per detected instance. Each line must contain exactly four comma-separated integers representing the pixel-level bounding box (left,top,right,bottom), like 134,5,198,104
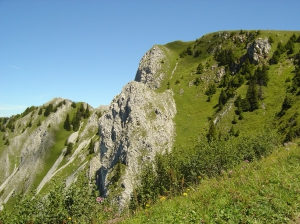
98,46,176,208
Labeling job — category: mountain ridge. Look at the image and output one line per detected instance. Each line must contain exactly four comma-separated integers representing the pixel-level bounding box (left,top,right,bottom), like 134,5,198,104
1,30,300,219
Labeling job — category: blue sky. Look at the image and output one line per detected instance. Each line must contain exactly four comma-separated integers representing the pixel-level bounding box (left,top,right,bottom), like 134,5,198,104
0,0,299,117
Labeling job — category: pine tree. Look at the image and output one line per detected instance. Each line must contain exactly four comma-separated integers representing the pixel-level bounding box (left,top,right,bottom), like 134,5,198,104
72,113,80,131
246,79,259,111
88,139,95,154
196,63,204,74
84,105,90,119
44,104,53,117
218,89,228,108
38,108,43,115
64,114,71,131
207,121,217,142
71,102,77,108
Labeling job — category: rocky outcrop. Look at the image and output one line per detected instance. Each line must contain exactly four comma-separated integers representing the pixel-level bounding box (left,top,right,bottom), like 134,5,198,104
98,81,176,208
247,38,271,64
134,46,166,89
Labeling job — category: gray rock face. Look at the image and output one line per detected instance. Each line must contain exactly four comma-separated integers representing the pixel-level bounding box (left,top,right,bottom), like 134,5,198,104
248,38,271,64
98,81,176,208
134,46,166,89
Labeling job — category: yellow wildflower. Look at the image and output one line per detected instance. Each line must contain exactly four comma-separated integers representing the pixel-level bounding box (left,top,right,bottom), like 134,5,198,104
183,192,188,196
160,196,166,202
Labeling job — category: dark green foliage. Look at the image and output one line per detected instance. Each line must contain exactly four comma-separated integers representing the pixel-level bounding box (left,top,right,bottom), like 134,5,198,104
175,79,180,85
186,46,193,56
240,58,255,77
218,89,228,109
71,101,77,108
290,33,297,43
27,120,32,128
71,104,87,131
88,139,95,154
21,106,37,118
84,105,90,119
255,65,269,86
285,40,295,55
0,173,117,223
64,114,71,131
194,77,201,86
214,49,235,66
207,121,217,142
132,131,278,209
205,83,216,102
268,36,274,44
4,139,9,146
65,143,73,156
232,116,237,124
37,120,41,127
38,108,43,115
246,79,259,111
179,46,194,58
194,49,202,57
196,63,204,74
111,161,122,186
281,94,293,112
43,104,53,117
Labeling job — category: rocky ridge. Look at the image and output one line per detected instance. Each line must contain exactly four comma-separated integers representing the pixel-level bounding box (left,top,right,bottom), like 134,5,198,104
134,46,166,89
98,46,176,208
0,98,105,209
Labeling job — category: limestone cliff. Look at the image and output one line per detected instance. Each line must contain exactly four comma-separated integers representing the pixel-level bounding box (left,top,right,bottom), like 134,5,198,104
247,38,271,64
134,46,166,89
98,46,176,207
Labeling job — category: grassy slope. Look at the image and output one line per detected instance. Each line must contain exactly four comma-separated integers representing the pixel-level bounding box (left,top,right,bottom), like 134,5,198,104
123,145,300,223
157,30,300,148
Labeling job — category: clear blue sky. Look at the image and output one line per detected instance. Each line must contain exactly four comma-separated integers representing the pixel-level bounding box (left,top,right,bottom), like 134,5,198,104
0,0,299,117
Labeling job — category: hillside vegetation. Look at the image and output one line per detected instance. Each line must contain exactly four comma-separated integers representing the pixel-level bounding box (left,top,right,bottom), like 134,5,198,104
1,30,300,223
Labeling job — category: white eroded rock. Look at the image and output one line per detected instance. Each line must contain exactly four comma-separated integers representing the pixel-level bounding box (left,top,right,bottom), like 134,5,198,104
98,81,176,208
134,46,166,89
247,38,271,64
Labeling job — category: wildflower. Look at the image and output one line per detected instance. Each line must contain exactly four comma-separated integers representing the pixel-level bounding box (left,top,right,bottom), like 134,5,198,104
68,217,72,220
160,196,166,202
146,204,150,207
96,197,104,203
187,188,190,191
183,192,188,196
244,159,249,163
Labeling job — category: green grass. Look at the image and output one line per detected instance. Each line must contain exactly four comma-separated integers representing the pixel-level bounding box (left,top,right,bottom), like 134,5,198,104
155,30,300,148
122,145,300,223
33,106,77,192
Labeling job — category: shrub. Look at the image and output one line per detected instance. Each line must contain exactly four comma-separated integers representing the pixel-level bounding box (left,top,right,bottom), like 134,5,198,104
131,130,279,210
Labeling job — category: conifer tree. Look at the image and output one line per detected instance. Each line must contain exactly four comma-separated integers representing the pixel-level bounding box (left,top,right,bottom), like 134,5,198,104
218,89,228,109
64,114,71,131
38,108,43,115
196,63,204,74
207,121,217,142
246,79,259,111
84,106,90,119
